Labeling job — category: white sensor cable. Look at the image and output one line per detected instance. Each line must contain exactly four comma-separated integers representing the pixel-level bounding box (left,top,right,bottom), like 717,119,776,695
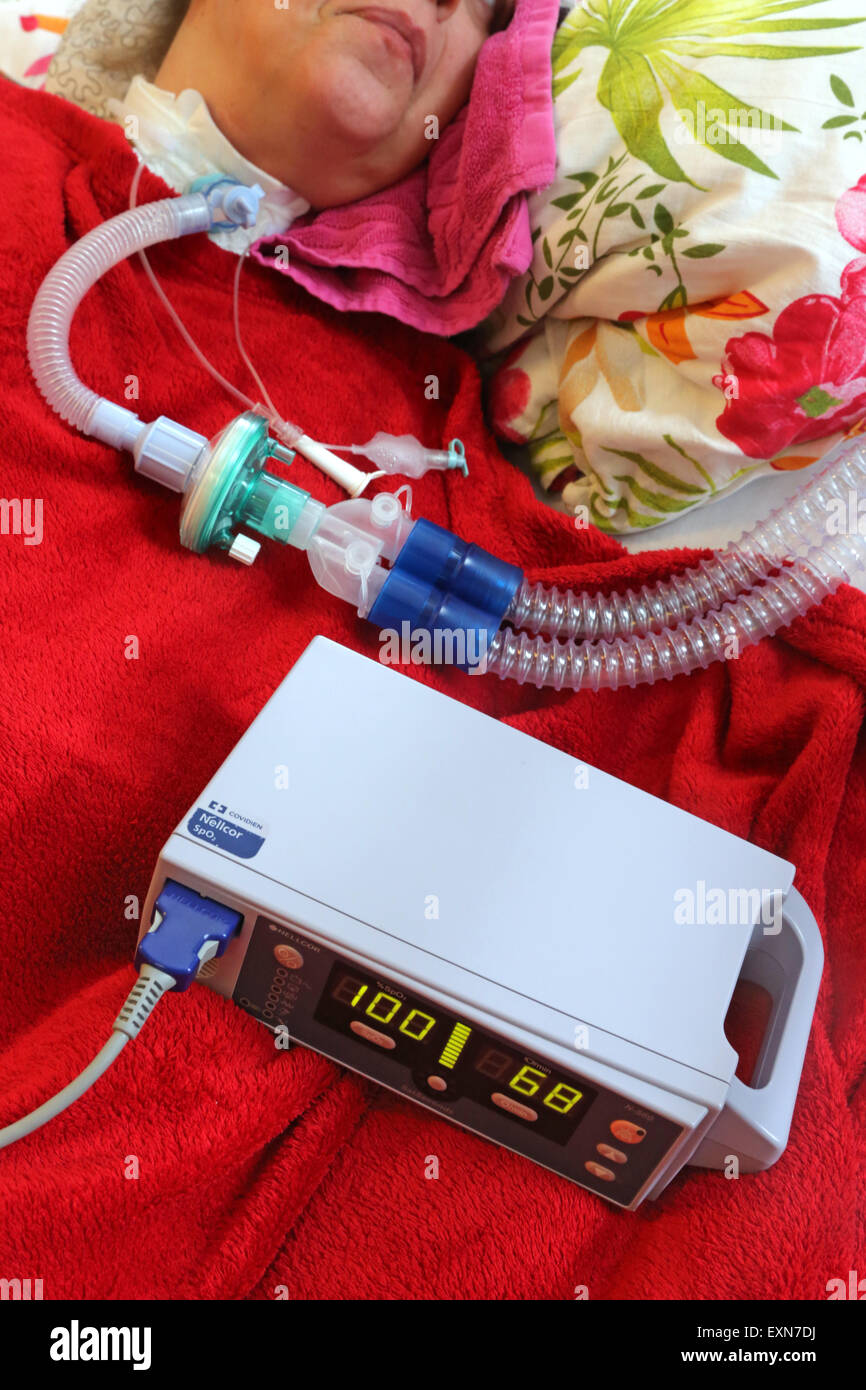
0,962,176,1151
0,880,240,1152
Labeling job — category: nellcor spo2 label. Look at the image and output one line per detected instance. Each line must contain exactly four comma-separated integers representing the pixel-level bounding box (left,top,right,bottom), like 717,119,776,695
187,807,265,859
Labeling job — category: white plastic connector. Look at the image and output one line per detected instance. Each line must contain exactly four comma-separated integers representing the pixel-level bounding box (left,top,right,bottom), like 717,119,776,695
293,435,378,497
86,399,145,453
132,416,209,493
370,493,402,529
323,495,415,563
305,492,415,617
228,534,261,565
219,182,265,228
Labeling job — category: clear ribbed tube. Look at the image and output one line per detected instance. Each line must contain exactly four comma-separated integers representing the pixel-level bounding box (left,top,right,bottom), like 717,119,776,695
487,529,866,692
27,193,213,445
506,436,866,639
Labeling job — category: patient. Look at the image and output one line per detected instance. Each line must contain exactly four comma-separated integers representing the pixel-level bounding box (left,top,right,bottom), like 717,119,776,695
1,0,525,564
153,0,516,208
16,0,862,542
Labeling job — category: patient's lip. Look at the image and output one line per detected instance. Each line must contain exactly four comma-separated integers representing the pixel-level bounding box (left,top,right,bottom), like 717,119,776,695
348,7,427,84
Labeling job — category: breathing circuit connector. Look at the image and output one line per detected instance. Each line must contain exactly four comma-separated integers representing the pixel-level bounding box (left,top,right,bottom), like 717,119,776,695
367,517,523,650
179,410,324,563
188,174,266,229
296,487,523,654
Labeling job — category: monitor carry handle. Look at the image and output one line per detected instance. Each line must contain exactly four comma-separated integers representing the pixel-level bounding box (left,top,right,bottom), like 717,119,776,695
689,886,823,1174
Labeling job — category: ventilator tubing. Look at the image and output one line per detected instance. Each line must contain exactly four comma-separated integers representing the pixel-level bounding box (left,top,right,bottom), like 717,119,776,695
27,192,216,456
489,434,866,692
506,436,866,641
25,185,866,695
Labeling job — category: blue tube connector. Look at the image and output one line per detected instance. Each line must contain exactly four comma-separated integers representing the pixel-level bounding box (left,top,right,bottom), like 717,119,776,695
367,518,523,653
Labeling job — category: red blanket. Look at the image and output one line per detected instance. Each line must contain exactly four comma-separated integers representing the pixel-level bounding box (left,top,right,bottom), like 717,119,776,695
1,79,864,1301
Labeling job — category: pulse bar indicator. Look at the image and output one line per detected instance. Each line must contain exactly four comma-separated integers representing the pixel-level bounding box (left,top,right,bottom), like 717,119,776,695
438,1022,472,1069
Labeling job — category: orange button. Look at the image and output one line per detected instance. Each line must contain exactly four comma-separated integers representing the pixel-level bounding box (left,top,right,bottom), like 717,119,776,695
585,1161,616,1182
427,1076,448,1092
597,1143,628,1165
273,944,304,969
350,1021,396,1049
610,1119,646,1144
491,1092,538,1122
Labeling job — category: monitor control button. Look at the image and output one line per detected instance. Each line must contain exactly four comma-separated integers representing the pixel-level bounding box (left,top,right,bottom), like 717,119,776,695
491,1093,538,1122
585,1161,616,1182
597,1143,628,1165
427,1076,448,1092
610,1120,647,1144
273,945,304,970
350,1021,396,1049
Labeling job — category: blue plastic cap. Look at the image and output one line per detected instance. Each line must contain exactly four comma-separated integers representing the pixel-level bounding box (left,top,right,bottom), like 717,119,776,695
136,879,243,991
367,518,522,661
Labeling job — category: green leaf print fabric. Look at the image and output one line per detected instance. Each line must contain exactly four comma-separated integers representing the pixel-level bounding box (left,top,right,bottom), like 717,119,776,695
480,0,866,533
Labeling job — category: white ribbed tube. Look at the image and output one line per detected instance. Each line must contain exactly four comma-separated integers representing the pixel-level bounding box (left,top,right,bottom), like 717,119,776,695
27,194,213,448
506,436,866,640
488,531,866,692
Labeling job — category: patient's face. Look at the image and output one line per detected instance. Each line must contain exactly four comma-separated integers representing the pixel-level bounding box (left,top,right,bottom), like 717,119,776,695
164,0,513,207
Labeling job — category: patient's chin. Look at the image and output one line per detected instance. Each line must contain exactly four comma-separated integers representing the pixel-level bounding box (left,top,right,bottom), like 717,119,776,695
309,56,409,146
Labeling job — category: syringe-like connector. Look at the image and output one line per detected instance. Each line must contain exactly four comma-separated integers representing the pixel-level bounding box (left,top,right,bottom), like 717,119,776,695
317,433,468,479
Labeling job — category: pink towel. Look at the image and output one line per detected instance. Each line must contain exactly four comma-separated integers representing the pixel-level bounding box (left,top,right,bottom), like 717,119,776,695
249,0,561,337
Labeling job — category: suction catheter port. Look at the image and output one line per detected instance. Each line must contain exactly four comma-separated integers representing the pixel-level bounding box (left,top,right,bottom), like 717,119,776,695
318,435,469,478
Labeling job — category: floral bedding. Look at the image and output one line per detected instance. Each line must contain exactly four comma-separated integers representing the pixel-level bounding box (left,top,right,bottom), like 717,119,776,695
480,0,866,533
0,1,85,89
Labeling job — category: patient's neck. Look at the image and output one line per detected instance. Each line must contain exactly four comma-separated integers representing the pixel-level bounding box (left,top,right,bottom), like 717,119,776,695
154,12,282,181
